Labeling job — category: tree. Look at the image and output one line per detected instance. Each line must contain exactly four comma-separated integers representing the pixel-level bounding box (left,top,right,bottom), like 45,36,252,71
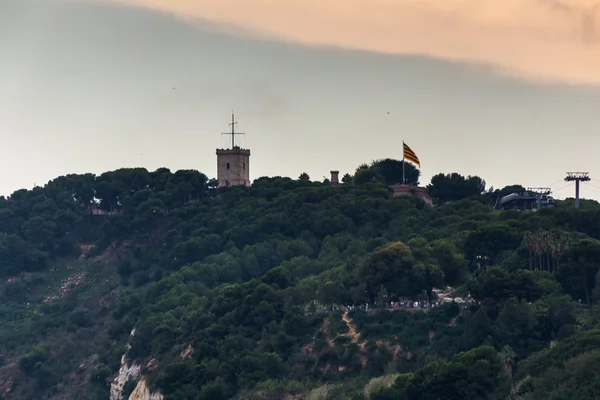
467,267,542,303
132,198,166,248
496,298,539,357
262,266,290,289
298,172,310,181
353,167,382,185
101,218,129,260
377,346,506,400
21,216,56,250
358,242,443,300
358,242,415,299
499,345,517,376
463,224,522,265
558,238,600,303
372,158,420,186
317,280,348,306
5,161,600,400
341,173,352,184
431,239,469,286
412,262,445,300
427,173,486,205
353,159,420,186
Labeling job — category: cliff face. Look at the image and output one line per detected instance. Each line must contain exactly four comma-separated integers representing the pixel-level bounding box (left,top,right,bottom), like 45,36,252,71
110,353,141,400
109,328,164,400
110,329,141,400
128,377,164,400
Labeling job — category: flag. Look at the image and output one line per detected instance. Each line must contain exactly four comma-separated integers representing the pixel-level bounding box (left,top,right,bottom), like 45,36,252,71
403,142,420,168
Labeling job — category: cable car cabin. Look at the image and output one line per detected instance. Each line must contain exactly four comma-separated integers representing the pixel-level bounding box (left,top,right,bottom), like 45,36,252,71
494,190,554,211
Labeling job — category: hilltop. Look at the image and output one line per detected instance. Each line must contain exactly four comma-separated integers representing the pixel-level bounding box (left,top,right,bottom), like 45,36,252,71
1,161,600,400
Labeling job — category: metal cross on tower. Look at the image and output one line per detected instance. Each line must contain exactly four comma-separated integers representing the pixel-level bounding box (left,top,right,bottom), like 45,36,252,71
565,172,590,208
221,112,245,149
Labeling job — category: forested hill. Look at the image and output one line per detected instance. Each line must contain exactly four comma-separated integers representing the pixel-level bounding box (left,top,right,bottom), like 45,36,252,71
1,162,600,400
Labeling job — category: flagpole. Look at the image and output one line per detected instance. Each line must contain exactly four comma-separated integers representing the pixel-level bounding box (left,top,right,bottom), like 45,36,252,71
402,141,405,185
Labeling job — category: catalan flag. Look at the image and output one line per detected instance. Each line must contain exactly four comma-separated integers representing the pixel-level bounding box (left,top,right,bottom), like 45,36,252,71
403,142,420,168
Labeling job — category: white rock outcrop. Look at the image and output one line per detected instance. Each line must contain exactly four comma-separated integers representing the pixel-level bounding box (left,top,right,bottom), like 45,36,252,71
110,360,141,400
109,328,164,400
110,329,141,400
128,377,164,400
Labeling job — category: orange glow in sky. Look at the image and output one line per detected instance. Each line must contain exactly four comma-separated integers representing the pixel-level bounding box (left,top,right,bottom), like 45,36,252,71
107,0,600,85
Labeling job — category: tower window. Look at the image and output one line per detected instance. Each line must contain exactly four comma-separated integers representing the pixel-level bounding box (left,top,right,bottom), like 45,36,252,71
243,163,246,170
226,162,230,170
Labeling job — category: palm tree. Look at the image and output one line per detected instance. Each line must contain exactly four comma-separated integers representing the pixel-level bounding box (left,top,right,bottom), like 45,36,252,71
531,233,543,271
551,233,571,274
522,232,534,270
499,345,517,377
540,231,552,272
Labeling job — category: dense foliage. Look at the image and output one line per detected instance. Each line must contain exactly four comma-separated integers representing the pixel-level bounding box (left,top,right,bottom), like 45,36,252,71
1,162,600,400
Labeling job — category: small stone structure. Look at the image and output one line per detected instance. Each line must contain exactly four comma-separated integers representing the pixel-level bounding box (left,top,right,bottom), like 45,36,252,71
216,113,251,188
86,204,120,216
330,170,340,185
391,184,433,206
216,147,251,187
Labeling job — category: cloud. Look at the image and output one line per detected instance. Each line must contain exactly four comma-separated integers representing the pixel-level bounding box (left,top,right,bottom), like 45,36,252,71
541,0,600,43
101,0,600,85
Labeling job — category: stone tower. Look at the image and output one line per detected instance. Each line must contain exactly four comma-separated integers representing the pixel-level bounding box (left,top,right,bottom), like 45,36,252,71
216,113,251,187
330,170,340,186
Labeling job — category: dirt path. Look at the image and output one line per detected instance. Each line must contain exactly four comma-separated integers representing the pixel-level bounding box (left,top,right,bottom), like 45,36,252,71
341,312,361,343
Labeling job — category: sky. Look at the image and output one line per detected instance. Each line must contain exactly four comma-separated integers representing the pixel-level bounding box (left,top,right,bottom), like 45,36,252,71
1,0,600,200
